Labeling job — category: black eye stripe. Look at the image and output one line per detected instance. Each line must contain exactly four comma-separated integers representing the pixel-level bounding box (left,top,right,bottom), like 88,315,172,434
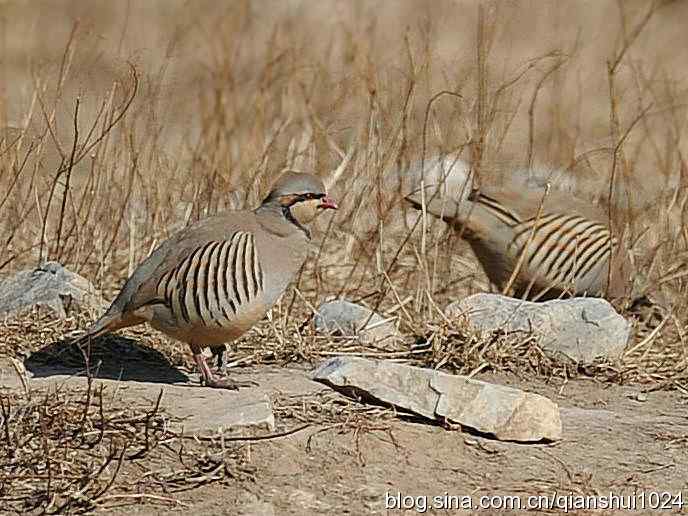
299,193,324,200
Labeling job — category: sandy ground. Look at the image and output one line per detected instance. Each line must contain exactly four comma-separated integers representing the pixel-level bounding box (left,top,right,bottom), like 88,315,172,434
2,351,687,515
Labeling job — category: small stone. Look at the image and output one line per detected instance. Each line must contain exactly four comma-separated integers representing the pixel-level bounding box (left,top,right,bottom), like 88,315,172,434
312,356,562,442
239,501,274,516
446,293,631,363
635,392,648,402
313,300,400,348
237,491,275,516
288,489,319,509
0,261,105,319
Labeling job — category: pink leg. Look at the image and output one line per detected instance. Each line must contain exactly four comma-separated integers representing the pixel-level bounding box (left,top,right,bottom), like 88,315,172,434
190,345,257,390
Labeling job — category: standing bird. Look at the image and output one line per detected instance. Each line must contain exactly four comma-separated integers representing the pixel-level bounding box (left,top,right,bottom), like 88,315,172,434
76,172,337,389
406,184,632,302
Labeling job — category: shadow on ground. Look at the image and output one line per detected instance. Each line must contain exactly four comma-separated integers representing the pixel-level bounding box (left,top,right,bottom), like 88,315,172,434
25,334,189,384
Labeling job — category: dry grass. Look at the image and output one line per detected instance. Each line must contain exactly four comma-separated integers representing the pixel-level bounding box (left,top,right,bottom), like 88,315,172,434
3,0,688,511
273,390,398,463
0,380,257,513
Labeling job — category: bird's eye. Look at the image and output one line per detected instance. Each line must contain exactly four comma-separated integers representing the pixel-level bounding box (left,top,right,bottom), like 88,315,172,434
301,193,322,200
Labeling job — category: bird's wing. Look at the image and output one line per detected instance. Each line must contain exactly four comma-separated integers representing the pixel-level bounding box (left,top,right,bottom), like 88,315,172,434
109,213,258,316
476,185,610,223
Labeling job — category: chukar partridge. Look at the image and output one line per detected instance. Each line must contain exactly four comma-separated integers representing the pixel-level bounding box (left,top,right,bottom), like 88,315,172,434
76,172,337,389
406,185,632,301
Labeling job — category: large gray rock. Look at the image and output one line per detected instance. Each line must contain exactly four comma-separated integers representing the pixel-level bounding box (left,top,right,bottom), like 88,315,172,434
312,356,562,442
446,293,631,363
0,261,105,319
313,300,400,348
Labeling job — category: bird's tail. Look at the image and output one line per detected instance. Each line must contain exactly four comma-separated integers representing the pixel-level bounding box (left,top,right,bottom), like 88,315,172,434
72,311,128,347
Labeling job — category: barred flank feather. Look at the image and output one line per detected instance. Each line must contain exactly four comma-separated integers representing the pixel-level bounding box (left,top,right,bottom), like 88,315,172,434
471,192,618,299
155,232,264,327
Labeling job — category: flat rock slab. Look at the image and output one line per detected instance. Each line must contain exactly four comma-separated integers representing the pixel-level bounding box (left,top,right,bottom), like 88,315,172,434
312,356,562,442
0,261,105,319
446,293,631,363
0,365,327,434
165,388,275,433
81,377,276,433
313,300,400,348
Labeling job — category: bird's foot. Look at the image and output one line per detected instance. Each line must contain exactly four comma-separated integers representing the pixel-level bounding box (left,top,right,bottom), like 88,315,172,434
193,348,257,390
202,374,259,390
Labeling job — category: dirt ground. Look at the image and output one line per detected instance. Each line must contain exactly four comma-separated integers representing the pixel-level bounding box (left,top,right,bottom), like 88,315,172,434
2,348,687,515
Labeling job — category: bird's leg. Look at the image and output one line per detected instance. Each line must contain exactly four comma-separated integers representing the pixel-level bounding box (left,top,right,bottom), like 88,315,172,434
190,344,257,390
212,345,227,374
192,351,216,385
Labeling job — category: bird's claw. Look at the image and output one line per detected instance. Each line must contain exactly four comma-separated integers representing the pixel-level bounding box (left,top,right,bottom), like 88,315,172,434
203,376,258,390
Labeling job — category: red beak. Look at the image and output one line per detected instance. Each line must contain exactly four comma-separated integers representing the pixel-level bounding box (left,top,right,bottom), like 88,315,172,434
319,195,338,210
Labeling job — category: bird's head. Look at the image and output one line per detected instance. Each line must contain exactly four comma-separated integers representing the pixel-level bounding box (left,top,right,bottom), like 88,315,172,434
263,171,338,226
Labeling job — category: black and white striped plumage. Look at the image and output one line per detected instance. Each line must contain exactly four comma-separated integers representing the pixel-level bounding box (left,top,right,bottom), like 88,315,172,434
155,233,264,329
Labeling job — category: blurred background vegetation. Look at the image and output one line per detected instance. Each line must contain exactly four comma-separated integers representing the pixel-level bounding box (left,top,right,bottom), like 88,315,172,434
2,0,687,336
